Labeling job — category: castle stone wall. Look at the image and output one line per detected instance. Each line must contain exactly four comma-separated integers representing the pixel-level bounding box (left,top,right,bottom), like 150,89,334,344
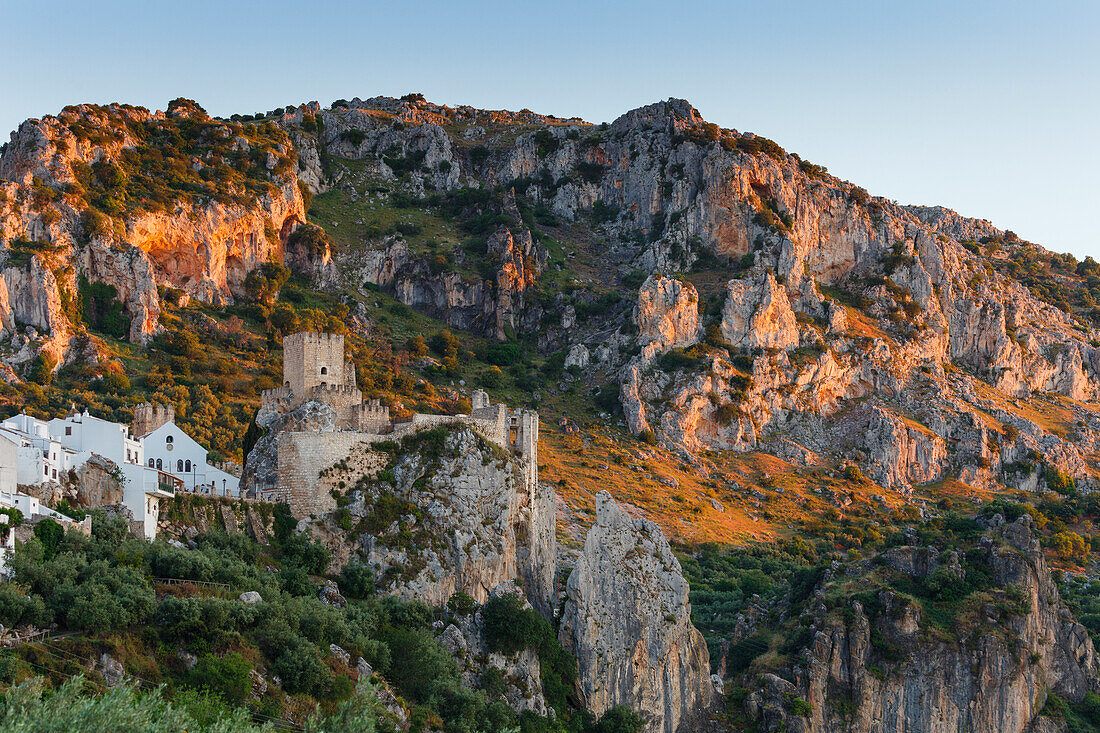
274,432,385,518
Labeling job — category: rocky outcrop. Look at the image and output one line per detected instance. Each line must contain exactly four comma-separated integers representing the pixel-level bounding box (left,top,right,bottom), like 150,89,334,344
240,399,339,496
864,406,949,489
0,101,311,368
560,491,713,733
634,275,701,356
720,272,798,351
1,254,70,365
345,427,555,612
440,585,549,716
743,516,1098,733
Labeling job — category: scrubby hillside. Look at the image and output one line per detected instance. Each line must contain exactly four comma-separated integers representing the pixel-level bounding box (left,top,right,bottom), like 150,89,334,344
3,93,1100,731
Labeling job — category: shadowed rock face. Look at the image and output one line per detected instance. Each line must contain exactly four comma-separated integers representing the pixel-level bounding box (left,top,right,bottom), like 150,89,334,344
560,491,713,733
356,427,554,611
743,516,1098,733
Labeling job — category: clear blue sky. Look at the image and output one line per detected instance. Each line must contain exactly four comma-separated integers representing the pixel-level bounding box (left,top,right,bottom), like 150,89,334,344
4,0,1098,257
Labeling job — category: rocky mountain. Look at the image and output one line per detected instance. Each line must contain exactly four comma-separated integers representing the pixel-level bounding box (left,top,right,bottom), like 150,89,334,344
4,92,1100,732
0,99,313,368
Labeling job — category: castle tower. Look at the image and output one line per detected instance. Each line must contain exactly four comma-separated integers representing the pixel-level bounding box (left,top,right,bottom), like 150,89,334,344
133,403,175,437
471,389,490,411
282,332,348,396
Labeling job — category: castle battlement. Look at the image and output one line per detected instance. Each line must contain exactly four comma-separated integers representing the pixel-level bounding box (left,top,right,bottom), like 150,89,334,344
133,402,175,437
307,384,361,397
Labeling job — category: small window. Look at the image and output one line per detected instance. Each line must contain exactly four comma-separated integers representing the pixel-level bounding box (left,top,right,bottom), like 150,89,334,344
44,465,48,476
177,459,183,472
156,459,162,470
166,435,173,444
65,427,71,436
320,366,328,375
51,470,56,479
185,460,191,472
148,459,154,467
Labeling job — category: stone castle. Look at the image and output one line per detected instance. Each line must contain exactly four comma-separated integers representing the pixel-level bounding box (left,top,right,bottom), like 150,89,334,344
261,332,391,432
257,332,539,518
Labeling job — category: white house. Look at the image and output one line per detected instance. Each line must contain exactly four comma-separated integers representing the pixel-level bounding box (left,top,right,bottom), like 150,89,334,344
140,421,240,497
1,411,170,540
0,415,73,485
49,410,144,468
0,430,18,495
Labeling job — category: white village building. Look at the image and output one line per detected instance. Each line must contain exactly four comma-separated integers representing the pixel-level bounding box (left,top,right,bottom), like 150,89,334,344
0,430,20,495
132,404,240,498
140,421,240,497
0,403,240,540
1,411,168,539
0,428,91,574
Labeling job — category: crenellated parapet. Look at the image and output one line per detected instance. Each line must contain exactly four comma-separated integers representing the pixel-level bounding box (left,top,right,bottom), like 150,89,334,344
133,402,175,437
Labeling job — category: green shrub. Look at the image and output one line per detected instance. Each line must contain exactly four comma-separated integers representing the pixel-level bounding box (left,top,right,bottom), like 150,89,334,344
25,353,56,386
484,342,523,366
340,129,366,147
66,564,155,632
32,520,64,560
533,130,559,157
482,594,543,656
187,653,253,704
78,277,129,339
286,224,331,260
0,585,51,629
592,706,646,733
447,592,478,616
575,162,605,184
272,639,332,697
339,563,374,599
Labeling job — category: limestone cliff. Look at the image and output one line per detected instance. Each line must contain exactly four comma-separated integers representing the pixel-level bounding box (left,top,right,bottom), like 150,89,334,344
288,424,556,615
634,274,701,357
0,100,311,370
559,491,714,733
302,94,1100,495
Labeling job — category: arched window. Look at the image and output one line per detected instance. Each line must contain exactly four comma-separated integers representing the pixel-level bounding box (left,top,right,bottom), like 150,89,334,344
320,366,328,375
166,435,173,444
177,459,184,472
156,459,162,470
148,459,154,467
185,460,191,472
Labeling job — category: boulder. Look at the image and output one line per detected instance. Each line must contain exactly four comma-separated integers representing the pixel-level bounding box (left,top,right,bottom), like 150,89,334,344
720,272,798,351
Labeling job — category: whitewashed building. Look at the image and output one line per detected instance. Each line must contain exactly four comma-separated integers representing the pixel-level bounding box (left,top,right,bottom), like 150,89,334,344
139,421,240,497
0,430,19,494
1,415,73,485
0,410,173,539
